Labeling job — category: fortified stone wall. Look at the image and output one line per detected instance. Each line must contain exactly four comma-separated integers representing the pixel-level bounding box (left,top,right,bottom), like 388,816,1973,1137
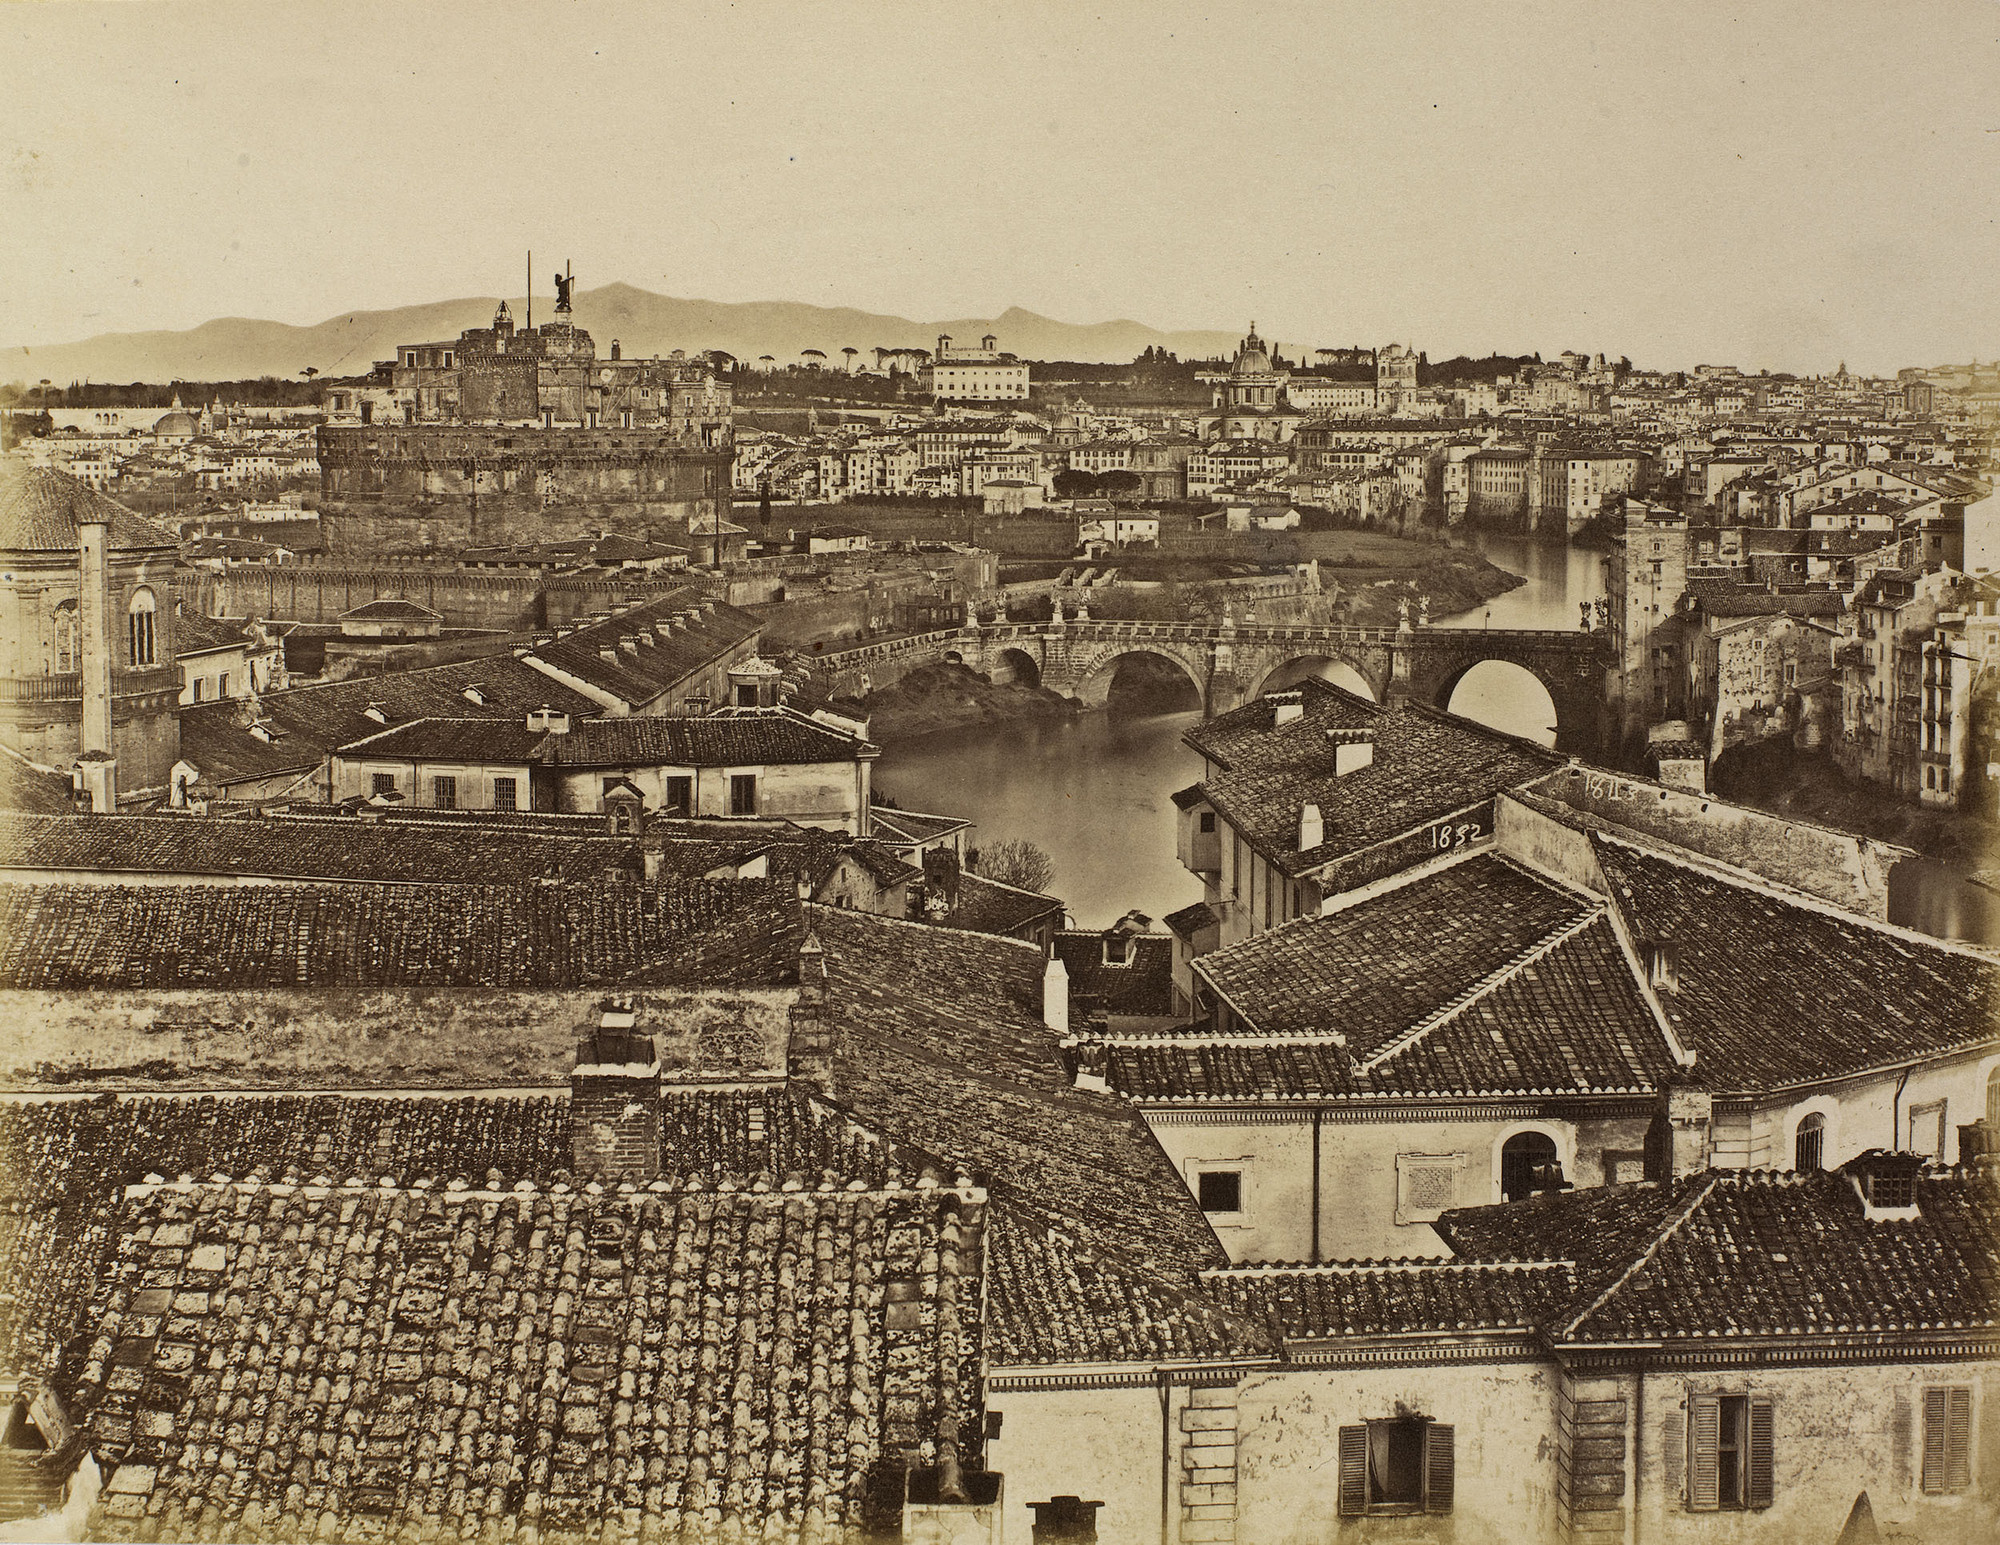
317,425,732,540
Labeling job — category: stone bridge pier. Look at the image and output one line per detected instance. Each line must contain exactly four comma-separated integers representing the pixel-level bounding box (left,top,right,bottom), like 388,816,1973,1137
805,616,1612,758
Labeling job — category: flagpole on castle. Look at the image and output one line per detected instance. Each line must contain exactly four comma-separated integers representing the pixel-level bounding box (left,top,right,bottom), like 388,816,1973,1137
526,251,532,331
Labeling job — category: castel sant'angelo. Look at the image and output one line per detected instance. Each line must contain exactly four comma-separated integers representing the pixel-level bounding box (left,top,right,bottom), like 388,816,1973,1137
316,264,736,549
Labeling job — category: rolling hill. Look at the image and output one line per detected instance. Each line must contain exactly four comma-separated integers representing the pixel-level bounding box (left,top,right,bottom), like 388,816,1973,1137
3,286,1246,384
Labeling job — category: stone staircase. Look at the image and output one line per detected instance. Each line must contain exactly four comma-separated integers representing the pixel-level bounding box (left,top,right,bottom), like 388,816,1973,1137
0,1449,64,1524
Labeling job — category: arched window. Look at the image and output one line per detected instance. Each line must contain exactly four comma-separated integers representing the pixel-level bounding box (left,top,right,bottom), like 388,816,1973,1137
1500,1131,1560,1202
52,601,76,674
127,588,157,667
1794,1112,1825,1172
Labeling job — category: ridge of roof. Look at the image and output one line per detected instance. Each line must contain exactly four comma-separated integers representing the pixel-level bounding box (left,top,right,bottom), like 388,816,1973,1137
1591,827,1996,962
1203,1257,1574,1278
1557,1171,1723,1339
1357,904,1607,1073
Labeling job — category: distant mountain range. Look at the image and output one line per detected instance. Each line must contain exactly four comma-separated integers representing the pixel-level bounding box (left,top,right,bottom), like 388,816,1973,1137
2,285,1249,384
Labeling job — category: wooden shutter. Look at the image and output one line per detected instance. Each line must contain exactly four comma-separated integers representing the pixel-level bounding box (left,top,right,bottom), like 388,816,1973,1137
1424,1424,1455,1514
1746,1397,1774,1510
1922,1387,1948,1493
1687,1395,1720,1511
1947,1387,1973,1491
1337,1425,1368,1516
1927,1386,1975,1493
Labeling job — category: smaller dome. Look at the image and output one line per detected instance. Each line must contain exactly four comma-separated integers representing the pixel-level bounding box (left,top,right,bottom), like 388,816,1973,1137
1231,326,1272,377
152,410,199,439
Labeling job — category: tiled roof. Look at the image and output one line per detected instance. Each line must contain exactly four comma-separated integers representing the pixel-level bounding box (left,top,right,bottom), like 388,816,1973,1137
1053,932,1175,1017
333,717,548,764
0,1088,913,1389
1592,835,2000,1092
1204,1259,1578,1341
542,708,878,767
177,657,603,786
0,465,179,553
1195,855,1591,1046
867,807,970,848
75,1168,982,1540
809,908,1227,1311
987,1212,1265,1366
336,707,879,771
1183,680,1560,875
1108,853,1679,1102
1436,1167,2000,1344
338,597,441,621
171,613,260,657
0,746,78,816
0,811,652,887
1685,581,1844,618
0,877,799,990
939,872,1063,938
1162,901,1218,939
527,590,762,709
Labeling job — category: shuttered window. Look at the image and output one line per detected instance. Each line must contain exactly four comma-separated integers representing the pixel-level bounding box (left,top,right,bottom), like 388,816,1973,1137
1687,1394,1773,1510
1336,1420,1454,1515
1921,1387,1973,1493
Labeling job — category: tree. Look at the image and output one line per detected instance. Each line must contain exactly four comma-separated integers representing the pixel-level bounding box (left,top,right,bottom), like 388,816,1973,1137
1098,469,1143,501
300,366,319,383
841,347,859,374
1052,467,1100,500
968,838,1055,894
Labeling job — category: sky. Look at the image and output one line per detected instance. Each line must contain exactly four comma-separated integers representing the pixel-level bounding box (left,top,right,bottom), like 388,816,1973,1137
3,0,1997,375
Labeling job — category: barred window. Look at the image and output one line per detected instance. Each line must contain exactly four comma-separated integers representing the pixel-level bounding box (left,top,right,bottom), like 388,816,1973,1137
127,588,157,667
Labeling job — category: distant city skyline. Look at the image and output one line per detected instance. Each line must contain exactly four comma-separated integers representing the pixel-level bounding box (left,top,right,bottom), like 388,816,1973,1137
5,1,1997,375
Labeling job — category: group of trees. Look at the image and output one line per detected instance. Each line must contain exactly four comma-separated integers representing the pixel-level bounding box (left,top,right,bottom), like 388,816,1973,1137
1052,467,1144,500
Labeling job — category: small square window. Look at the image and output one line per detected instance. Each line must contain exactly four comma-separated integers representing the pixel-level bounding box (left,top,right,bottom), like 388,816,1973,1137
1198,811,1217,833
1196,1171,1241,1214
371,773,396,797
729,774,758,817
432,775,457,810
492,777,518,813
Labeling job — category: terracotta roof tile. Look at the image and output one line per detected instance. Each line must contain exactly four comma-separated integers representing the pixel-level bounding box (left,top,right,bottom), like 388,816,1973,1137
0,878,798,990
1592,836,2000,1091
0,465,179,554
1205,1259,1578,1341
809,908,1227,1309
75,1171,982,1540
1436,1167,2000,1343
1183,681,1560,875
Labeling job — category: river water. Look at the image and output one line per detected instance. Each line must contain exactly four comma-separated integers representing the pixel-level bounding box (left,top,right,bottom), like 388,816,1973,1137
875,533,1595,927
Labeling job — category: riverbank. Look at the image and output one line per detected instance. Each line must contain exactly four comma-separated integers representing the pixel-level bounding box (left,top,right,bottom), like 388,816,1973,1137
1710,743,2000,870
851,662,1083,745
1334,546,1524,628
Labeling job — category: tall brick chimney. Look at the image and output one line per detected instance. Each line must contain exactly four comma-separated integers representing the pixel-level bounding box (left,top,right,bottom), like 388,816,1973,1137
76,516,117,812
570,1004,661,1182
1650,1080,1712,1180
787,932,836,1098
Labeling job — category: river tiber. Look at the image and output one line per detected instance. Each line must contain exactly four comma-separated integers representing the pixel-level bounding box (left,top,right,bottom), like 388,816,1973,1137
3,6,1999,1534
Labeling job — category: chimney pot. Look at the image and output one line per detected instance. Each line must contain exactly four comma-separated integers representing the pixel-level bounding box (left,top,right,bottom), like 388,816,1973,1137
1042,957,1070,1037
1298,802,1324,852
1328,727,1376,776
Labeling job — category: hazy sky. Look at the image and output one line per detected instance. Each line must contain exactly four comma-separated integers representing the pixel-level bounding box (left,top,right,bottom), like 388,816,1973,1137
4,0,1997,373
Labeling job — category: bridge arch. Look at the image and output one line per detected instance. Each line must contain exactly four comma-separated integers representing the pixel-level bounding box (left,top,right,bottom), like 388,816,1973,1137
989,646,1041,688
1247,653,1378,703
1408,635,1606,753
1069,644,1207,710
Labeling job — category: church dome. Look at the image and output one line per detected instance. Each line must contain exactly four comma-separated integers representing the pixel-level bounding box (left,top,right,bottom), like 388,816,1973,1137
152,410,199,440
1231,325,1272,377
